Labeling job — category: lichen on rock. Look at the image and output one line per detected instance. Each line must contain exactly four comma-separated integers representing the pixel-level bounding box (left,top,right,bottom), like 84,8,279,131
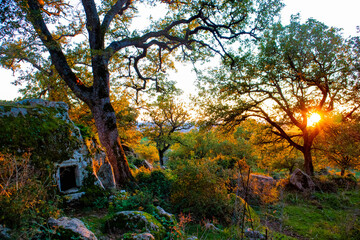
105,211,166,239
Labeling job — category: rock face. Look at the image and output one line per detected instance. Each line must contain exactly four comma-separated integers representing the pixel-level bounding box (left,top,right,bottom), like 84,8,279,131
0,99,114,192
105,211,166,239
48,217,97,240
96,161,116,189
290,168,315,191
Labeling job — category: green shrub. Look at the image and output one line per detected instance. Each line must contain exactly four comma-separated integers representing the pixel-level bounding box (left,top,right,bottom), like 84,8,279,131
135,169,175,210
109,190,154,213
170,158,236,223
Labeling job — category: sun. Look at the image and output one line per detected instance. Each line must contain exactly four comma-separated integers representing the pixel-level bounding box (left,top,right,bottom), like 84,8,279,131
308,112,321,126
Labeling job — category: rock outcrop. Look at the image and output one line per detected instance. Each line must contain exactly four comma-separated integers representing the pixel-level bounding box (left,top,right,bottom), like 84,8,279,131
48,217,98,240
105,211,166,239
290,168,315,191
0,99,114,192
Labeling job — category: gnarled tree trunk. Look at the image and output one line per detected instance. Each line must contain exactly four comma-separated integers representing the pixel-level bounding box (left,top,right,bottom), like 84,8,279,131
91,98,133,185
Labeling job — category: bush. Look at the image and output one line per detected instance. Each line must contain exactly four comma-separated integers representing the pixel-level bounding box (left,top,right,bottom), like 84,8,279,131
170,158,235,223
135,169,174,210
109,190,154,213
314,174,358,192
0,152,61,237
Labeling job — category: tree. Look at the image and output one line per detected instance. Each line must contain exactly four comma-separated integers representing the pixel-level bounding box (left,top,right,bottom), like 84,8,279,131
0,0,282,185
142,94,192,166
199,16,360,175
317,120,360,176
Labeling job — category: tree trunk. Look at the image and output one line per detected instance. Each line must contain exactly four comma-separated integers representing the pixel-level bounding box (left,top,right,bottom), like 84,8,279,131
303,146,314,176
91,99,133,186
159,150,164,167
340,168,345,176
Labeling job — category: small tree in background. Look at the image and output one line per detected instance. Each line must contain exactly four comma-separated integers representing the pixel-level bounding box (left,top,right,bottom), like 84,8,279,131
142,93,192,166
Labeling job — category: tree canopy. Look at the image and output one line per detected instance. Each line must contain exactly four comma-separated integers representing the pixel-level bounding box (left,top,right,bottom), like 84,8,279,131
0,0,282,185
199,15,360,175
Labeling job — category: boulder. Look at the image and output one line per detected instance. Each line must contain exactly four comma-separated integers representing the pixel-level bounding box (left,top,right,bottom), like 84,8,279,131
124,232,155,240
245,228,265,240
105,211,165,239
204,222,221,232
0,99,109,194
122,144,140,159
0,225,11,240
290,168,315,191
96,161,116,189
133,159,154,170
142,160,154,170
48,217,97,240
155,206,176,224
186,236,198,240
249,174,276,192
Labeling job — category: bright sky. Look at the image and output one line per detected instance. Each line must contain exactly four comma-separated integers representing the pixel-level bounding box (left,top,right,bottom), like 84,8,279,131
1,0,360,101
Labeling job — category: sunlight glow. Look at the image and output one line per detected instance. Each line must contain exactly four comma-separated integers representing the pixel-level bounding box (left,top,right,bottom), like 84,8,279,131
308,112,321,126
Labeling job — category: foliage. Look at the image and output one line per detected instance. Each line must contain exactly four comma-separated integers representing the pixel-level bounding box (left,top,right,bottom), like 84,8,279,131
0,152,61,236
0,0,282,184
132,139,159,163
171,157,239,223
70,92,141,146
141,93,193,166
198,15,360,175
316,120,360,175
135,170,175,210
167,127,254,169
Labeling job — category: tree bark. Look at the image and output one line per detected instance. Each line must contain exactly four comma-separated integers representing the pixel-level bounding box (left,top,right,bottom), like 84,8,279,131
303,146,314,176
91,98,133,185
159,150,164,167
340,168,345,176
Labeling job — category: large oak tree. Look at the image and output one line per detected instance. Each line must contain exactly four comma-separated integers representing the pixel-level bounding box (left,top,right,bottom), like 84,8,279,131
199,16,360,175
0,0,281,185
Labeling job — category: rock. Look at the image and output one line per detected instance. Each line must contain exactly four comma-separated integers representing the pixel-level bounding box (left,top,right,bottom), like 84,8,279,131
0,99,111,194
0,225,11,240
127,232,155,240
96,161,116,189
142,160,154,170
105,211,165,239
250,174,276,192
155,206,176,223
122,144,140,159
65,192,86,202
204,222,221,232
48,217,97,240
245,228,265,240
186,236,198,240
133,159,154,170
290,168,315,191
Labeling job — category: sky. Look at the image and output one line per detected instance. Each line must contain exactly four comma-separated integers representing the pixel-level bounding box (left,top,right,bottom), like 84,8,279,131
1,0,360,101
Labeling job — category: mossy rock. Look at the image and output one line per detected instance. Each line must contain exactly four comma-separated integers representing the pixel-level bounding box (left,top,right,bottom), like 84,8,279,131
230,194,260,227
105,211,165,239
0,99,82,171
153,206,177,228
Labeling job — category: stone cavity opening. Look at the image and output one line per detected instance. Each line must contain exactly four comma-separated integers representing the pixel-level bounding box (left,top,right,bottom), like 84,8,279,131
59,165,78,192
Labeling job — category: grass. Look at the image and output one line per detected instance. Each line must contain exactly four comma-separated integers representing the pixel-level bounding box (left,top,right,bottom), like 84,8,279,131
263,189,360,240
